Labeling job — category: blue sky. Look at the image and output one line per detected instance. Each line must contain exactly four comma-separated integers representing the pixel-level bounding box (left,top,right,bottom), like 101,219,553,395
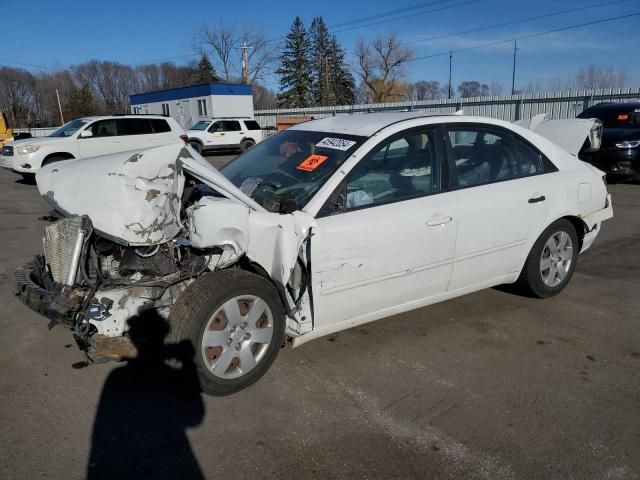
2,0,639,91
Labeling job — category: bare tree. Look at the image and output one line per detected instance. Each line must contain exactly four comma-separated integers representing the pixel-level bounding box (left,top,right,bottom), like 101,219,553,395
0,67,38,127
488,81,503,96
576,65,628,90
241,28,279,82
196,22,238,81
355,34,413,103
413,80,441,100
457,80,489,98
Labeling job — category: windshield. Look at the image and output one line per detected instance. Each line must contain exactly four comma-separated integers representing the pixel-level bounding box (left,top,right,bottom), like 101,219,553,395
221,129,366,212
49,119,89,137
190,120,210,131
578,107,640,129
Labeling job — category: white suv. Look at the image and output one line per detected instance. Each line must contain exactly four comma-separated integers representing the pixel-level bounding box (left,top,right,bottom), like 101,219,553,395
186,117,265,154
0,115,186,179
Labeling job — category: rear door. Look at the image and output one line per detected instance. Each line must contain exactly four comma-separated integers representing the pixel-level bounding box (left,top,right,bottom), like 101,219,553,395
443,124,554,291
309,126,458,330
117,118,156,150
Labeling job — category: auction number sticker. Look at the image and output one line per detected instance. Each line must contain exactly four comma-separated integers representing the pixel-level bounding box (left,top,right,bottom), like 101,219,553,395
297,154,328,172
315,137,357,151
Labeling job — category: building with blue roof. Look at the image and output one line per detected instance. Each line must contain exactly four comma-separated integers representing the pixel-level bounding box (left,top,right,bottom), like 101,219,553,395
129,82,254,129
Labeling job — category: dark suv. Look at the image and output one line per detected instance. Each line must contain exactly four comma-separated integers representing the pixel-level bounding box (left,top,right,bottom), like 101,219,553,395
578,102,640,182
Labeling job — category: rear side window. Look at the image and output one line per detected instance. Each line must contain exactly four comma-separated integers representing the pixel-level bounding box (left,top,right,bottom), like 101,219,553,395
224,120,241,132
150,119,171,133
243,120,261,130
447,127,519,187
513,136,544,175
118,119,152,135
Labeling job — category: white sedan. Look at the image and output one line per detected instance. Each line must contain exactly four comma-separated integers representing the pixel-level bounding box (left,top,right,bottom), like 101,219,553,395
18,113,612,395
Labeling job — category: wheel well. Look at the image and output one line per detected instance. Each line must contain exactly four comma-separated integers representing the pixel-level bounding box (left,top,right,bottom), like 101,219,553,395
562,215,587,250
43,152,74,164
241,137,255,144
188,138,203,145
236,257,290,313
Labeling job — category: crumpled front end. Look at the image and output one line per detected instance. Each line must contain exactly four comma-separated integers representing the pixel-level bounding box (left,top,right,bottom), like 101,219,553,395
19,143,316,362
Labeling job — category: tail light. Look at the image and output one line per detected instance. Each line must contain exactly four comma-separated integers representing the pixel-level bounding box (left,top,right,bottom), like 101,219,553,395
179,134,189,144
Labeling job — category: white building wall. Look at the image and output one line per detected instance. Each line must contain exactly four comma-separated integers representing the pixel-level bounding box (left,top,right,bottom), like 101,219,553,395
131,94,254,130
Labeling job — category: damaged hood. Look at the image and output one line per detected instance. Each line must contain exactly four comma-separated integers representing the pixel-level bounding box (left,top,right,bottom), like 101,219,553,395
36,143,264,246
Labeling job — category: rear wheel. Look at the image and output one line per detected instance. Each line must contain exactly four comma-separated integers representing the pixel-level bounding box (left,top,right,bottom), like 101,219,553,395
516,219,579,298
168,269,285,396
240,139,255,152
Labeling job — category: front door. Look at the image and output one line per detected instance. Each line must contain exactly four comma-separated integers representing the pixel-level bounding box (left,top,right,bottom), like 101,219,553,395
309,127,458,332
206,120,243,149
77,119,122,158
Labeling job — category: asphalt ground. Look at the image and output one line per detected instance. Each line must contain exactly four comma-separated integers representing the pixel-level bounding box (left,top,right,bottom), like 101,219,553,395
1,152,639,480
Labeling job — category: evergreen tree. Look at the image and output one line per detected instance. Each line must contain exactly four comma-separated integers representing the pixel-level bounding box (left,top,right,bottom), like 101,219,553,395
327,35,356,105
197,53,219,83
310,17,331,106
276,17,312,108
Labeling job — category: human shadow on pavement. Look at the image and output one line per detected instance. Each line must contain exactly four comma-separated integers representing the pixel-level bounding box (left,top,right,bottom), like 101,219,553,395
87,312,205,480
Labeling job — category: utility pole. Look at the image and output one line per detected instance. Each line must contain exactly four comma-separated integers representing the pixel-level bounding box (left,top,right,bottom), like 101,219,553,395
55,89,64,125
240,41,250,84
322,56,332,106
448,51,453,99
511,40,518,95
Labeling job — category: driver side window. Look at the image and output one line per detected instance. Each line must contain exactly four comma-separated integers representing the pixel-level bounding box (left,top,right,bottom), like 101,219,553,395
345,129,440,209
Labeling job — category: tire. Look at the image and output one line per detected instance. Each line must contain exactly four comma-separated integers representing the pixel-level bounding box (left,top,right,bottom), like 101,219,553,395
240,139,255,152
189,140,203,154
19,173,36,183
516,219,579,298
168,269,285,396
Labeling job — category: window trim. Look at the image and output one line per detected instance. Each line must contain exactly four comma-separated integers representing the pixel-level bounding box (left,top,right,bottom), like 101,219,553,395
443,122,558,192
317,125,448,218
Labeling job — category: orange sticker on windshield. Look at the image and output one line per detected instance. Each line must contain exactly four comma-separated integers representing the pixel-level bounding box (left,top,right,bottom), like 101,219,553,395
297,154,328,172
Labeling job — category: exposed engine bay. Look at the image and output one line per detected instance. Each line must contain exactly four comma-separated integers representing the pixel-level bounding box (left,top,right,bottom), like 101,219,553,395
16,143,315,361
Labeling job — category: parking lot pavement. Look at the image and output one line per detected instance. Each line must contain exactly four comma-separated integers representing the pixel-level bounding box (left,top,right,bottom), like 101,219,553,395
0,159,638,480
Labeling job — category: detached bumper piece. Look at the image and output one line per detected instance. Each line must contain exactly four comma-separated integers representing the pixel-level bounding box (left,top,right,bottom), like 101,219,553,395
15,256,85,328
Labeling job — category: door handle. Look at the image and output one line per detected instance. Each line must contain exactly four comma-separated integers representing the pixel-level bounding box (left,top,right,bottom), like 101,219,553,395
528,195,546,204
427,216,453,226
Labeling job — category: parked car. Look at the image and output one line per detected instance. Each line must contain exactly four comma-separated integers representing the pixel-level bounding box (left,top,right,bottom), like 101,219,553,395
0,115,187,179
577,102,640,182
186,117,265,154
16,113,612,395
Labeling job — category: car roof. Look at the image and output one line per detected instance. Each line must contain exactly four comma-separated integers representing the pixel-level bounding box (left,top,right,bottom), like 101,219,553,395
77,115,173,121
585,102,640,111
290,112,453,137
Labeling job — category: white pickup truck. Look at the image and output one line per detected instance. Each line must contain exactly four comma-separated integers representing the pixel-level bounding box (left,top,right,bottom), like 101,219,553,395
186,117,266,154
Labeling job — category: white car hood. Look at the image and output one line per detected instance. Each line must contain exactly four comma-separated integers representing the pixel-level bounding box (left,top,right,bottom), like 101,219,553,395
36,143,265,246
9,136,68,147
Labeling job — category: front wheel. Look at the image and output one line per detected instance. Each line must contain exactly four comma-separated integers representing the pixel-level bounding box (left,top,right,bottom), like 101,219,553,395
516,219,579,298
168,269,285,396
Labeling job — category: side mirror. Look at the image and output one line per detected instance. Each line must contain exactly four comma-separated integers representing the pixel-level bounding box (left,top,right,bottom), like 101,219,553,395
79,129,93,138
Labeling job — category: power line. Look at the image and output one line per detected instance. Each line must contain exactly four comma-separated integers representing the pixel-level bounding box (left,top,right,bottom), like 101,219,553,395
405,0,635,46
410,11,640,63
329,0,455,29
333,0,480,34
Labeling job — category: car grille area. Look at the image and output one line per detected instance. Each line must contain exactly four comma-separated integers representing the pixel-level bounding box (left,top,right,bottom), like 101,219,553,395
1,145,14,156
43,216,92,285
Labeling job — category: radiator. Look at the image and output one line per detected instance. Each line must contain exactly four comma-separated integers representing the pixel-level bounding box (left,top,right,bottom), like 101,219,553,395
43,216,92,285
